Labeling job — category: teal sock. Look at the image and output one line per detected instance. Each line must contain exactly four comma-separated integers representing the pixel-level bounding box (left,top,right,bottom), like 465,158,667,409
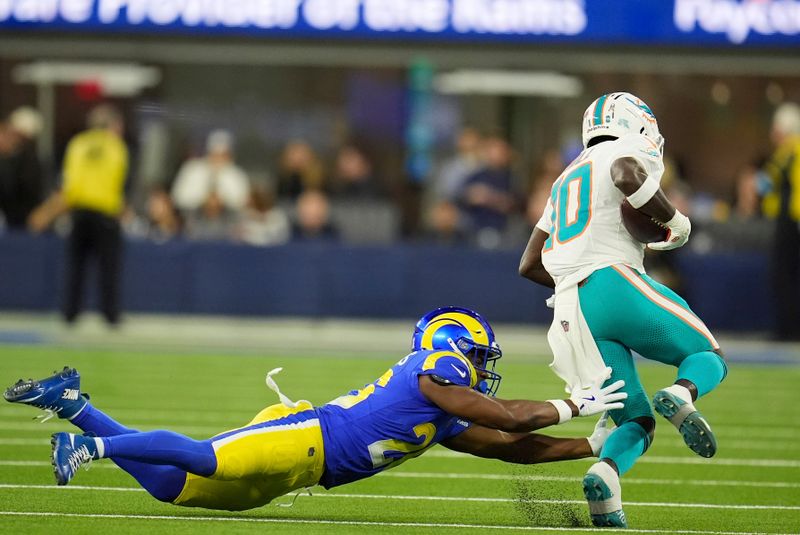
599,421,649,476
677,351,727,398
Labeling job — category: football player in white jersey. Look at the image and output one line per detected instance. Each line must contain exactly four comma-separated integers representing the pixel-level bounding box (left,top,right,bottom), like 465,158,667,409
519,92,727,528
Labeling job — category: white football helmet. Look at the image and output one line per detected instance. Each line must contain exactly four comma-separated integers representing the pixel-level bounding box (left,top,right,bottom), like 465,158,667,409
581,92,664,152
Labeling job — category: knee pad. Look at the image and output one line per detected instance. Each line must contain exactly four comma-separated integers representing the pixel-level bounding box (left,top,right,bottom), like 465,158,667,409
713,349,729,381
149,468,188,503
631,416,656,452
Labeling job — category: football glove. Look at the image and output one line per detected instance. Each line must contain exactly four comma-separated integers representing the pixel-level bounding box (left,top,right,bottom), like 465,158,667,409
587,412,613,456
570,367,627,417
648,209,691,251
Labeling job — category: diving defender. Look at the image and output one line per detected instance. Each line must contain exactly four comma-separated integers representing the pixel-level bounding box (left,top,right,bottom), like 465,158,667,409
519,93,727,528
5,307,626,511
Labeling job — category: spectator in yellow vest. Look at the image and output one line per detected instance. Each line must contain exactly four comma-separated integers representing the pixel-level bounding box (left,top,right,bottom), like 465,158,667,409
762,102,800,341
29,104,128,326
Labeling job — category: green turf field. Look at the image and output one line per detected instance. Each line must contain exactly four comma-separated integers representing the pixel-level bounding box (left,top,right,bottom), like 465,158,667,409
1,342,799,534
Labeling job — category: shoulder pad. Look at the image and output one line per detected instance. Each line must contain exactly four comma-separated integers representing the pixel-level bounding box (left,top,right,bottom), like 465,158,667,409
615,135,664,178
418,350,476,388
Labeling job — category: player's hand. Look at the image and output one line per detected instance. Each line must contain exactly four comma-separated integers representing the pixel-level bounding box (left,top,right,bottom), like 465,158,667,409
587,412,613,456
569,367,626,417
545,294,555,309
648,209,691,251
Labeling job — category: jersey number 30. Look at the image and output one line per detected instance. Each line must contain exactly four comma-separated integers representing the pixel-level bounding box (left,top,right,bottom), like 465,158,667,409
544,162,593,250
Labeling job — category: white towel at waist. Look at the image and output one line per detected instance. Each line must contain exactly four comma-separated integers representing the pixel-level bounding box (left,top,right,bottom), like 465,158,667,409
546,270,607,394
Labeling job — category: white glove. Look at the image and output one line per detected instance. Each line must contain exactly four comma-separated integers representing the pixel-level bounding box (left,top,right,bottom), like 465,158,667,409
545,294,555,309
569,367,627,417
587,412,613,456
648,209,691,251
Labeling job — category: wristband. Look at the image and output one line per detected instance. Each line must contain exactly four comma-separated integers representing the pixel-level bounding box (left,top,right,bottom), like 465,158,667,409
626,176,660,209
547,399,573,424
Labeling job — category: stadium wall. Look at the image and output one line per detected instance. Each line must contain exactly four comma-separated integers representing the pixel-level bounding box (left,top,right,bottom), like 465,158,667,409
0,233,770,331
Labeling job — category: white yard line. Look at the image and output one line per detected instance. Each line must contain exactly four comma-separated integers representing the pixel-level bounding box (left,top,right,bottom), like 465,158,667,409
0,422,228,435
3,418,799,440
0,484,798,511
3,454,799,468
0,484,142,492
0,511,795,535
620,456,800,468
3,460,800,489
321,493,800,511
3,436,796,452
378,472,800,489
420,450,800,467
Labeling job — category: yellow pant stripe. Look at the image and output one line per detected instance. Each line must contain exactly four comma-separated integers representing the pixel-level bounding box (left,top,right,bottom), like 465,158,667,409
211,418,321,451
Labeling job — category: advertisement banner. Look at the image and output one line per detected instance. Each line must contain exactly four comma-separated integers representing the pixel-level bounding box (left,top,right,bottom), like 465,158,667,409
0,0,799,47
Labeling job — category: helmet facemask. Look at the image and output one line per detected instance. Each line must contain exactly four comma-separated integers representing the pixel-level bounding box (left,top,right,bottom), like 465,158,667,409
449,336,502,397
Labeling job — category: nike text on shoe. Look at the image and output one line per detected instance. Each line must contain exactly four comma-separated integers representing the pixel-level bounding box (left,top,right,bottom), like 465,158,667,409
652,389,716,458
582,461,628,528
51,432,94,486
3,367,89,422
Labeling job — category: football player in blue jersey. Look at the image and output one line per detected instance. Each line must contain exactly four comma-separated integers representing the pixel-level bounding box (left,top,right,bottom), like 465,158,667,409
4,306,626,512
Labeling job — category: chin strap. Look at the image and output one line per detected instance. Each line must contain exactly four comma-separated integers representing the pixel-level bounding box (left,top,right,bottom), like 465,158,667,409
265,368,311,408
274,487,313,508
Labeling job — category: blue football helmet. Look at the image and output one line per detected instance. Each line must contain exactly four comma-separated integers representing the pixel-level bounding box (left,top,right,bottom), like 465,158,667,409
412,306,502,396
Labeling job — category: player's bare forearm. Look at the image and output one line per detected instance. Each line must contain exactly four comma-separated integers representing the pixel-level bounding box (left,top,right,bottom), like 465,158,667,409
519,228,555,288
442,425,593,464
495,397,579,432
419,376,575,433
635,192,675,224
611,157,675,223
502,433,593,464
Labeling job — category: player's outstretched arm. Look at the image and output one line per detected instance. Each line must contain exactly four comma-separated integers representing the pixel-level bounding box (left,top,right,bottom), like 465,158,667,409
442,425,592,463
611,156,690,250
519,227,555,288
419,375,561,432
418,373,624,433
441,414,611,464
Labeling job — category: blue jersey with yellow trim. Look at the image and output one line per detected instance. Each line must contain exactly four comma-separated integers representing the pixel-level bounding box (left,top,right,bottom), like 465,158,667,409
316,349,475,488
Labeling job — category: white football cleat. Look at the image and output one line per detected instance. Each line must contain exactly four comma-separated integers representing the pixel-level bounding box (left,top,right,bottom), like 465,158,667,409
653,386,717,458
582,461,627,528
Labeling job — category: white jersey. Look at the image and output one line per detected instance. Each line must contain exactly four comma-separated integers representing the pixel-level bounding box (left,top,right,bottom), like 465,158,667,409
537,134,664,286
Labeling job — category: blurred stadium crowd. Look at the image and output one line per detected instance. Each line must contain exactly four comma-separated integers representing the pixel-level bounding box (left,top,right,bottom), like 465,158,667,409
0,19,798,338
1,100,793,254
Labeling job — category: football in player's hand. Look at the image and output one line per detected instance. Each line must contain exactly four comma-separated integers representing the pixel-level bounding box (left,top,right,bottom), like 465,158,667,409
620,200,668,243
